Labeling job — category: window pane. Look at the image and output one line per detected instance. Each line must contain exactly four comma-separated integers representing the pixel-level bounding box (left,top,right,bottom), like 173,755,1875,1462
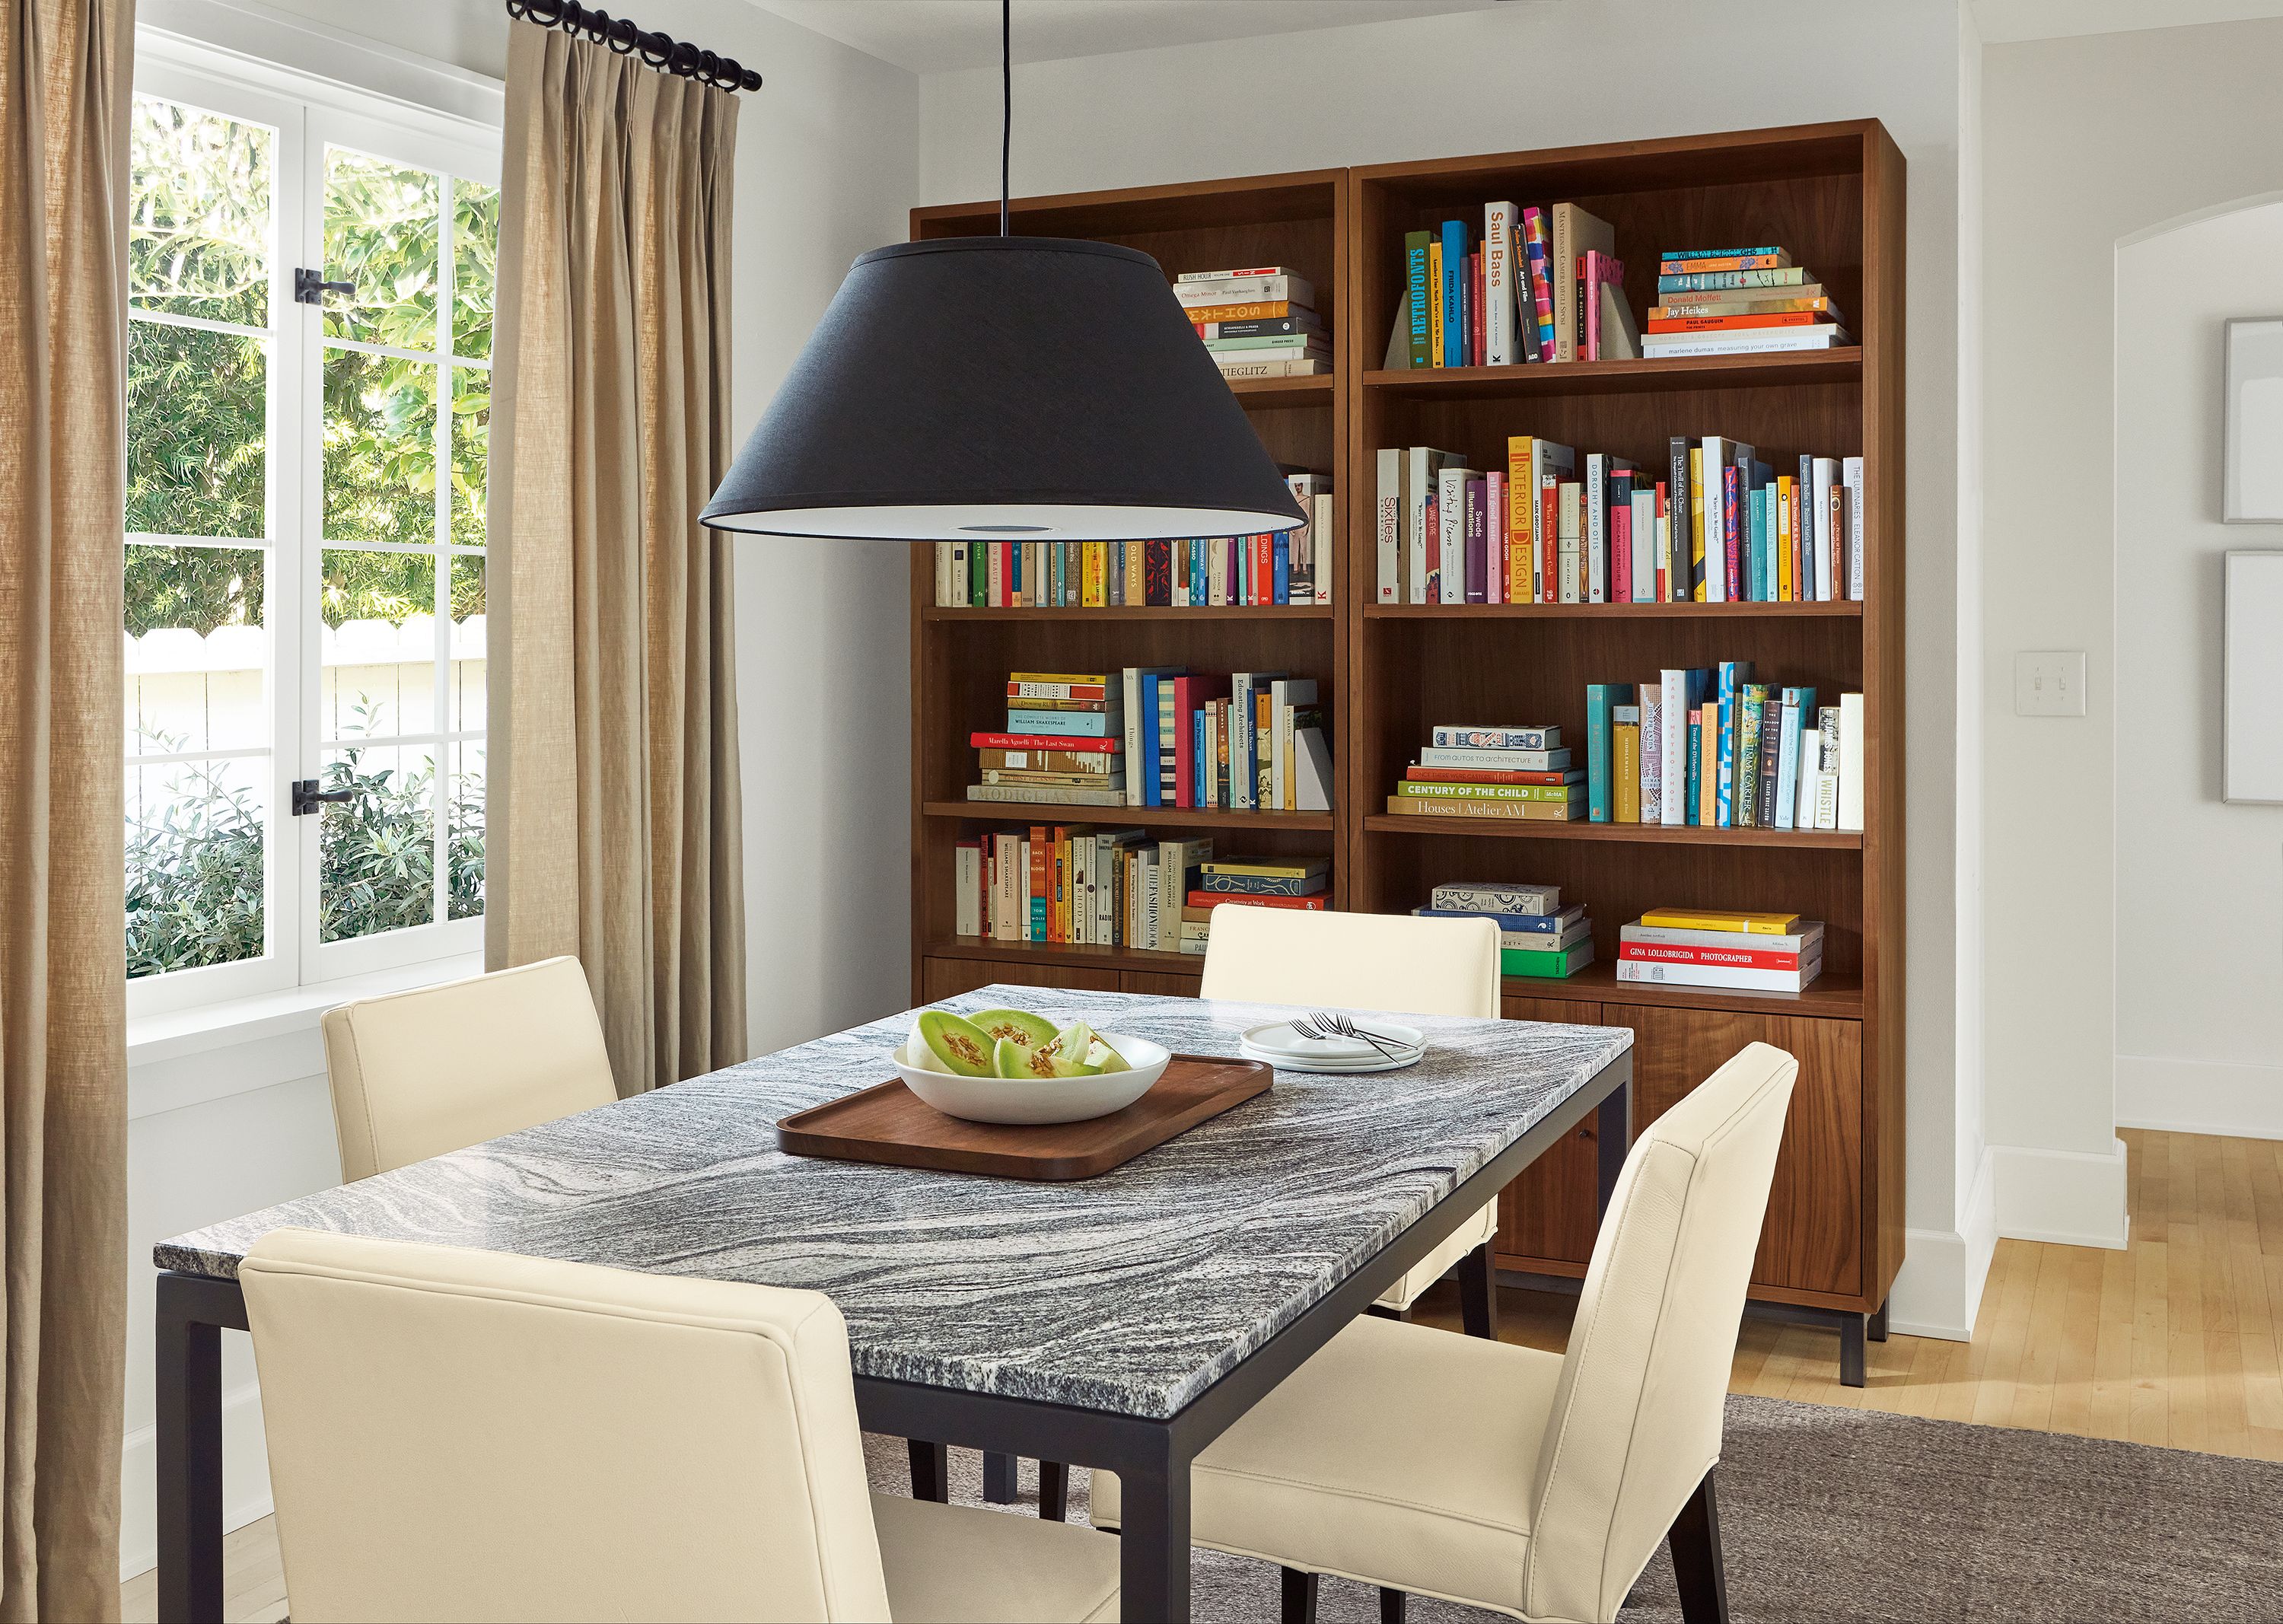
320,742,436,941
322,549,437,740
126,755,266,978
453,179,497,361
126,543,267,756
128,320,266,538
449,555,485,730
448,738,485,921
323,348,436,543
323,147,439,351
129,97,270,328
449,366,488,546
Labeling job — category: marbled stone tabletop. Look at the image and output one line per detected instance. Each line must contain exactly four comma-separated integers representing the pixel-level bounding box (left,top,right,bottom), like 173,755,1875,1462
158,986,1630,1419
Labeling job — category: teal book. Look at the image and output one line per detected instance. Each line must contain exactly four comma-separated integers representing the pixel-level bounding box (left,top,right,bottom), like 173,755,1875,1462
1441,219,1467,367
1586,683,1625,823
1773,685,1817,829
1685,709,1704,825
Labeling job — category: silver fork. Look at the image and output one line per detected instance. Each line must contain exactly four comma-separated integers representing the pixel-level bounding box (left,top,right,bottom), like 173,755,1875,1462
1294,1011,1406,1059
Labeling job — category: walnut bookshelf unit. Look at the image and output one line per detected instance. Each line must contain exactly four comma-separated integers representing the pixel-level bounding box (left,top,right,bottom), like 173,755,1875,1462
907,121,1905,1381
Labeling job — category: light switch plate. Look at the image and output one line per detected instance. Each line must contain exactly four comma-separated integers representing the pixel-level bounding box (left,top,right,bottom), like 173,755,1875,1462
2014,651,2087,717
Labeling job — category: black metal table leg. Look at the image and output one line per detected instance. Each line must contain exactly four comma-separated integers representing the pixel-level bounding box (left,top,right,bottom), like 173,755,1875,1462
156,1286,224,1623
907,1438,949,1502
1458,1241,1498,1340
1667,1466,1730,1624
1038,1458,1068,1522
1596,1074,1631,1215
982,1449,1017,1503
1119,1425,1191,1622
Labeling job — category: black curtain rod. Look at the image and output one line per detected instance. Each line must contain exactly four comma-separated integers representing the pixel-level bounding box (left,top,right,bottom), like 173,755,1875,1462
504,0,763,92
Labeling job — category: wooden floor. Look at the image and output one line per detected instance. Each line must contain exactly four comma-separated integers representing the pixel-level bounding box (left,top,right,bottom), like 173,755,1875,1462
120,1127,2283,1619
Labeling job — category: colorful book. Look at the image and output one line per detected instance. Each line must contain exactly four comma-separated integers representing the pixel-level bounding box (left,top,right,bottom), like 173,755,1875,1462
1431,881,1559,915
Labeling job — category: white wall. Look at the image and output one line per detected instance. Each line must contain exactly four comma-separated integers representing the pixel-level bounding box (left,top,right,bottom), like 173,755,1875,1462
1981,15,2283,1247
922,0,1983,1335
122,0,917,1576
2113,197,2283,1138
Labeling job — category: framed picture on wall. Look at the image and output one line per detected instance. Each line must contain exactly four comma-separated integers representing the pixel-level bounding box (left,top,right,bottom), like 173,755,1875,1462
2224,317,2283,522
2224,552,2283,804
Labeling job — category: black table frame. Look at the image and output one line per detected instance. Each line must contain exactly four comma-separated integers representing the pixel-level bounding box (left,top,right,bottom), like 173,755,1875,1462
154,1051,1630,1622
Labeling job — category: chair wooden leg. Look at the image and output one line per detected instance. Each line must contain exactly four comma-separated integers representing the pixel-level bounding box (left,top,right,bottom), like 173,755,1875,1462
1039,1459,1068,1522
1379,1584,1407,1622
1667,1467,1730,1624
907,1439,948,1503
982,1450,1017,1503
1280,1566,1320,1624
1457,1240,1498,1340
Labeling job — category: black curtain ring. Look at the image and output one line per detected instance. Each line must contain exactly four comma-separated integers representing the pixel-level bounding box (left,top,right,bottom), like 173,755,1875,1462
638,29,672,68
605,17,637,53
666,39,699,78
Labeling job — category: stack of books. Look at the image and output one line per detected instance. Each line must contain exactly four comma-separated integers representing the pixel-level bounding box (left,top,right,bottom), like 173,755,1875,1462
954,825,1209,953
1643,247,1852,358
932,474,1333,607
1384,725,1582,822
1584,673,1864,833
1373,436,1864,605
966,673,1124,807
1617,906,1823,993
1387,201,1639,368
1414,881,1594,979
1177,266,1329,380
1180,855,1332,955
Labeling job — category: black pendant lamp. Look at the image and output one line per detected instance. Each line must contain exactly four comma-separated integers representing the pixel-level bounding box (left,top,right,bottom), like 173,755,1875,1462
699,1,1304,543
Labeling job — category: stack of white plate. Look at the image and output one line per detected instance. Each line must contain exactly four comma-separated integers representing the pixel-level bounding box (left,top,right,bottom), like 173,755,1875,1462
1239,1017,1426,1075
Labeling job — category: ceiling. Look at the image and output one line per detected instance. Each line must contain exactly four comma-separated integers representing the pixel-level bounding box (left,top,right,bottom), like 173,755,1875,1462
755,0,1504,74
1972,0,2283,41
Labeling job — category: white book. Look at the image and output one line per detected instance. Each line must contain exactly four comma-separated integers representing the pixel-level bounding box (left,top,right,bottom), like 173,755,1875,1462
1700,437,1729,602
1837,693,1865,832
1639,326,1851,355
1657,669,1695,826
1174,273,1315,307
1812,457,1839,601
1584,454,1608,603
1616,953,1823,993
1404,447,1462,606
954,842,982,936
1416,746,1568,772
1557,483,1582,603
1639,687,1663,823
1269,679,1317,810
1294,726,1333,812
1622,920,1825,954
1631,490,1656,602
1437,466,1473,606
1313,493,1335,604
1843,455,1866,601
1795,723,1820,840
1136,849,1161,949
1483,201,1518,365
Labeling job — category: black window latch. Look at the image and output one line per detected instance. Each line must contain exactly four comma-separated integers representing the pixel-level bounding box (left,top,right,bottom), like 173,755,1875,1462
291,779,358,816
294,268,356,304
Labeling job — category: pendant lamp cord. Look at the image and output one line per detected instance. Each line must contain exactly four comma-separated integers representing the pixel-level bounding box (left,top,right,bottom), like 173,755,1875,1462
999,0,1011,235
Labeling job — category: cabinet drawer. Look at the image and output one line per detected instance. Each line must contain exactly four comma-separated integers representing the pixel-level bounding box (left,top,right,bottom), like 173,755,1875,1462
921,957,1123,1002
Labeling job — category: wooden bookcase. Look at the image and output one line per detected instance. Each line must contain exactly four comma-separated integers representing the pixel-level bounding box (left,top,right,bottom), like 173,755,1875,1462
909,121,1906,1366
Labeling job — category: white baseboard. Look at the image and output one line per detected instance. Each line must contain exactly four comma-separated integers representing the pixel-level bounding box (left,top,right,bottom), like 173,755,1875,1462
120,1379,273,1583
1886,1148,1996,1340
1992,1138,2130,1250
2115,1053,2283,1141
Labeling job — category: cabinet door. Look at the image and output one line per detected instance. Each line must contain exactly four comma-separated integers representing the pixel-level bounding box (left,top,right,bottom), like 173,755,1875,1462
1599,1005,1863,1298
921,957,1122,1002
1495,998,1603,1269
1122,971,1201,998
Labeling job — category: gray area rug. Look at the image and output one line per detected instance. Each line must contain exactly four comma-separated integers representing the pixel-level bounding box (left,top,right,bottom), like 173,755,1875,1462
865,1393,2283,1621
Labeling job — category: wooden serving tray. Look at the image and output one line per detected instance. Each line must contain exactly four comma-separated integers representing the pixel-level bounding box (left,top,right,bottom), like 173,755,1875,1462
776,1054,1272,1181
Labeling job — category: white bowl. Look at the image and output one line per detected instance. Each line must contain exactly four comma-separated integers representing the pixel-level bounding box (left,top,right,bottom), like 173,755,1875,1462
892,1032,1171,1126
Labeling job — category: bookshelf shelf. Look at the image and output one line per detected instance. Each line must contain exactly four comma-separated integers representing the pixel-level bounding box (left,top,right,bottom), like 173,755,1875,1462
922,605,1335,623
911,123,1903,1349
923,801,1336,833
1362,349,1861,400
1362,600,1861,620
1362,813,1863,849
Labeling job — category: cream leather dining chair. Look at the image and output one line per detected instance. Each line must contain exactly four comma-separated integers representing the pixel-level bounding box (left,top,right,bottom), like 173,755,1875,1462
1200,904,1505,1333
321,954,616,1181
1097,1041,1797,1624
242,1228,1122,1623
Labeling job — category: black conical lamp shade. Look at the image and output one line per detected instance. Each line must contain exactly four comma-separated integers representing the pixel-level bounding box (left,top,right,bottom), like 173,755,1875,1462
699,236,1307,541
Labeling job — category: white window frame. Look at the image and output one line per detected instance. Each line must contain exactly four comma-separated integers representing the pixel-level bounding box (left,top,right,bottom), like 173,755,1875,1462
127,30,502,1022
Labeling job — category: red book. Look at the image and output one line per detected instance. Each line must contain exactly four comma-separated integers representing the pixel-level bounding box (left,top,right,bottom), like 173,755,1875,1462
1406,767,1580,785
1471,250,1485,366
1538,476,1558,603
1619,941,1810,971
1644,311,1830,333
1189,891,1329,912
970,731,1120,753
1170,674,1229,808
1028,824,1049,943
1612,502,1632,603
1655,482,1670,600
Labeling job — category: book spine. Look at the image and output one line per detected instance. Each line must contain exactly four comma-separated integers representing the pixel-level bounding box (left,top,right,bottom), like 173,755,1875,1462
1715,662,1740,826
1655,267,1809,292
1538,473,1558,603
1396,781,1584,802
1722,463,1743,604
1683,709,1704,826
1844,455,1866,602
1482,469,1505,603
1613,708,1641,823
1616,957,1820,992
1756,695,1783,827
1586,683,1620,822
1838,692,1865,832
1405,233,1433,369
1463,473,1488,603
1436,467,1467,606
1640,689,1663,824
1440,220,1466,368
1612,495,1631,605
1584,453,1606,604
1550,205,1575,364
1483,201,1516,365
1619,941,1813,971
1521,207,1555,361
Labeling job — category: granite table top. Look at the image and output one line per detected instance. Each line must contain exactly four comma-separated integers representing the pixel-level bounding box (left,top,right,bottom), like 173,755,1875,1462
158,986,1631,1419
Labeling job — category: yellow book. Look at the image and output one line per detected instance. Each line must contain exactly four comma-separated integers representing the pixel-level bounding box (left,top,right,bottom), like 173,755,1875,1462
1087,542,1108,607
1614,722,1641,823
1775,476,1794,601
1428,240,1446,367
1507,437,1533,596
1699,718,1717,826
1640,906,1803,936
1689,448,1708,601
1011,672,1110,686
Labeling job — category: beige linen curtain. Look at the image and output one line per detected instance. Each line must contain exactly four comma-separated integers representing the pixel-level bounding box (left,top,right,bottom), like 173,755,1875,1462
489,24,748,1096
0,0,132,1613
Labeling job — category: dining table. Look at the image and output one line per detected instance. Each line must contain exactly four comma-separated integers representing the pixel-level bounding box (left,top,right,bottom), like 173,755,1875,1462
152,983,1633,1622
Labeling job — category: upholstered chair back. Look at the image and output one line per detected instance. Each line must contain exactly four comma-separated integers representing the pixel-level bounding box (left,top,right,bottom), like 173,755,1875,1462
321,954,616,1181
1199,906,1501,1017
1522,1041,1797,1623
241,1228,895,1622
